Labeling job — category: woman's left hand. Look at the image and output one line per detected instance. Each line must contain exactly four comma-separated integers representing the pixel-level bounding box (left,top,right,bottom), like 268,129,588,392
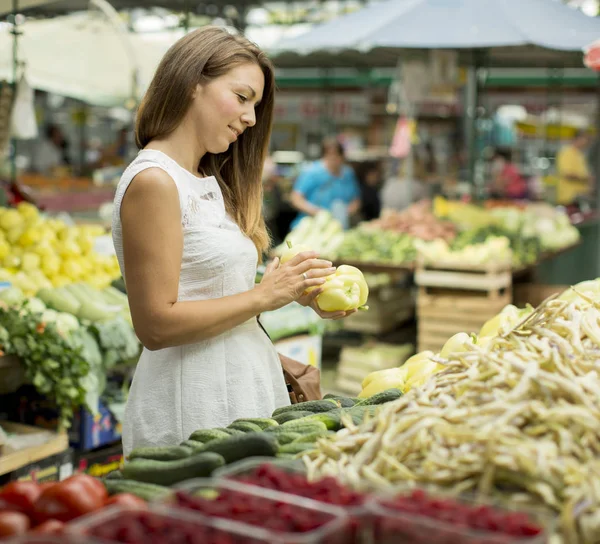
296,290,357,320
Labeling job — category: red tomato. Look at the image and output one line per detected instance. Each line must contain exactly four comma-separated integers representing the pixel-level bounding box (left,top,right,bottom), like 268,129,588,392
0,511,30,537
33,474,107,523
38,482,57,492
0,481,41,515
104,493,147,510
31,519,65,534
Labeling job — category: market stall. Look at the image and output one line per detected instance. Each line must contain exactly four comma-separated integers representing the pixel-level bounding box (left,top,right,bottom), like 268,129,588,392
2,281,597,542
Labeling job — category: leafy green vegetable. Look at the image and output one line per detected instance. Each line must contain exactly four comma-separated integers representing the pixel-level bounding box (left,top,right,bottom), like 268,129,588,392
90,316,140,368
0,303,89,429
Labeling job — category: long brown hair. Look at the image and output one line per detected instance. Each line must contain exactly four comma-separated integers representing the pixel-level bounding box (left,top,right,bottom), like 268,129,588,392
136,26,275,255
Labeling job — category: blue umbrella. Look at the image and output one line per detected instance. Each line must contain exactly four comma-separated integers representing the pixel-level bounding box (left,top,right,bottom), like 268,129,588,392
271,0,600,184
273,0,600,55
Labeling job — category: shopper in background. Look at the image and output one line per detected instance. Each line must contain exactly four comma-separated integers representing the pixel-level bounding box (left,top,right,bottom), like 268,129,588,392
290,137,361,229
262,154,283,244
352,160,382,221
491,148,527,200
380,159,430,212
32,124,71,175
112,27,354,456
556,129,593,205
101,127,131,166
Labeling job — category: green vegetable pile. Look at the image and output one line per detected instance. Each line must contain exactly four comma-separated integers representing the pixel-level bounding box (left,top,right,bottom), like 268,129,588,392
0,300,89,428
451,226,541,269
0,281,141,428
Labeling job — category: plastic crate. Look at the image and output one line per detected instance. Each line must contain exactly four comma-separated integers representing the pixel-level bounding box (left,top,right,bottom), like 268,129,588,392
68,504,275,543
168,477,353,543
214,458,370,544
6,536,103,544
212,456,306,478
368,488,553,544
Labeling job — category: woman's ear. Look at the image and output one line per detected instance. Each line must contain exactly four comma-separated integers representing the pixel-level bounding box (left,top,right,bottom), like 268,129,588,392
191,83,202,99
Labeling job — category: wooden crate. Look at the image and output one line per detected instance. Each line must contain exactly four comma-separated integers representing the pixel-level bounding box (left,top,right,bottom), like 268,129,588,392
416,262,512,353
513,283,569,308
343,286,414,334
0,422,68,477
334,342,413,395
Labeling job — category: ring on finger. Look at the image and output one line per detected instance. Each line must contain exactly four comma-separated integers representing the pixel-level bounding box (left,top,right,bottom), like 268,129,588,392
302,272,308,280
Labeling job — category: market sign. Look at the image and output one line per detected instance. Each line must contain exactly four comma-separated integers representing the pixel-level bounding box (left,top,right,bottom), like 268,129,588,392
273,93,370,125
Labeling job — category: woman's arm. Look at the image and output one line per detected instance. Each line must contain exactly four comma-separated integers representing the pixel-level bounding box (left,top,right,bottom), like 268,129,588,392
290,190,321,216
121,168,333,351
347,198,361,216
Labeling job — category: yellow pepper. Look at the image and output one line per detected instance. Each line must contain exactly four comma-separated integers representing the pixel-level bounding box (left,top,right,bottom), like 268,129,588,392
361,367,407,390
315,265,369,312
439,332,474,358
279,242,369,312
358,369,405,398
280,241,312,265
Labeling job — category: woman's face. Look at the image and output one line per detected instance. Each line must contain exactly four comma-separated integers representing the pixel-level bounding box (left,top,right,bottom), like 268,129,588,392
189,62,265,155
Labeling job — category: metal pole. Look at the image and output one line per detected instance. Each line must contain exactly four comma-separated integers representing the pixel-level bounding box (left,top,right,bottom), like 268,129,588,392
465,53,478,189
183,0,190,32
10,0,19,189
596,75,600,213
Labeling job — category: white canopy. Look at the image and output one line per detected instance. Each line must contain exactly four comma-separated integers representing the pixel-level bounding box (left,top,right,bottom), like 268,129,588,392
0,12,179,106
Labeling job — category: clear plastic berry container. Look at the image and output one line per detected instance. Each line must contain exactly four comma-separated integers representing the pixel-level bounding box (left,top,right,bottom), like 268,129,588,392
213,456,306,479
68,503,277,543
167,477,353,544
213,458,372,544
5,537,104,544
368,487,554,544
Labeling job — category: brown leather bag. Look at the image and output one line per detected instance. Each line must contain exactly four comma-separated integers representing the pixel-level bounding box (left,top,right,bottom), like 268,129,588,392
279,353,322,403
257,318,322,403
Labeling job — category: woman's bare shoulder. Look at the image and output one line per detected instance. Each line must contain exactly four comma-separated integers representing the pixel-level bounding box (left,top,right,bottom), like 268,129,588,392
121,167,180,218
126,167,177,196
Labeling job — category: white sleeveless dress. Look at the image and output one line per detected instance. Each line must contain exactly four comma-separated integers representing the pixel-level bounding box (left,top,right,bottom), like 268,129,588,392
112,149,290,456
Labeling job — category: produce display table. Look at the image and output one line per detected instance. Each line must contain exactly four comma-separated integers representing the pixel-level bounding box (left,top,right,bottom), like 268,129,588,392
0,421,68,477
27,187,115,213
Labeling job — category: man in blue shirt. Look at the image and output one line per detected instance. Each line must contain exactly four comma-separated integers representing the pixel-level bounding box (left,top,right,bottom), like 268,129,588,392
290,137,361,228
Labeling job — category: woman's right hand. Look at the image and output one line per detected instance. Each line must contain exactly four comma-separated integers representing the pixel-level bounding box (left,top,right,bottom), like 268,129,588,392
257,252,336,312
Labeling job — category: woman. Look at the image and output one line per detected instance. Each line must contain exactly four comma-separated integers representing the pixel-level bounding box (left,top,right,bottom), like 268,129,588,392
353,160,382,221
491,148,527,200
290,137,361,229
113,27,352,456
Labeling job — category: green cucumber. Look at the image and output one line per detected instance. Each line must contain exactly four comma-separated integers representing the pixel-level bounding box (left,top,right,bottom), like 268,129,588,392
272,399,339,418
180,440,206,452
189,429,231,443
128,445,192,462
231,418,279,430
291,430,333,444
122,452,225,486
354,388,403,406
323,394,357,407
276,432,302,445
105,470,124,480
202,432,278,464
219,428,245,436
227,421,263,433
103,479,171,501
277,420,328,434
349,405,380,425
273,411,315,425
278,442,318,456
300,412,342,431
